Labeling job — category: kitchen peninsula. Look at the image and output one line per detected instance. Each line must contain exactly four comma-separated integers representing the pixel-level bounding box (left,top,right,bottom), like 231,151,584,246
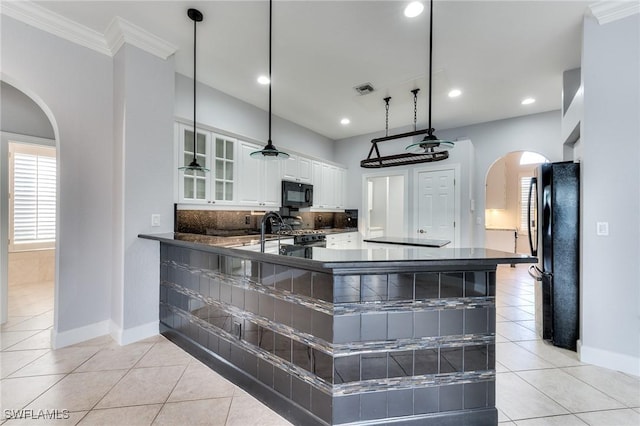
139,232,534,425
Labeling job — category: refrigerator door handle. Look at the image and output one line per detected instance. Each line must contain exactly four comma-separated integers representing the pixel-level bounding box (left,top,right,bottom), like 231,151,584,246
527,177,538,256
528,264,545,281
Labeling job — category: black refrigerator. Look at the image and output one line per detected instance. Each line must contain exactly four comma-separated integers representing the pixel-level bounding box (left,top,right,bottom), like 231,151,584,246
527,161,580,351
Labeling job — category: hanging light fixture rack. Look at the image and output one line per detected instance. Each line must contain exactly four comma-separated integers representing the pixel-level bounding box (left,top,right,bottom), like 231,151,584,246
250,0,289,160
179,8,209,172
360,0,453,169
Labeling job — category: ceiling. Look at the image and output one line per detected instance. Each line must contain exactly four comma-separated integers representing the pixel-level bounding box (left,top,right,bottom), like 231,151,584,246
33,1,592,140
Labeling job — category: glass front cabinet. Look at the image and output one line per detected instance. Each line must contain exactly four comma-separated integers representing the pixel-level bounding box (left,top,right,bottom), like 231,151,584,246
176,123,235,205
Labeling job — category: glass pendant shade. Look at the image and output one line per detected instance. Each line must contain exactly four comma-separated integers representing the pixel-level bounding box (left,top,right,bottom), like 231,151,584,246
178,160,210,172
406,132,455,153
250,140,290,160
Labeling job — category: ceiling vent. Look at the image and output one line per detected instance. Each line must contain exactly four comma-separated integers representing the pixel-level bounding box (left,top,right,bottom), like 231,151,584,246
354,83,375,95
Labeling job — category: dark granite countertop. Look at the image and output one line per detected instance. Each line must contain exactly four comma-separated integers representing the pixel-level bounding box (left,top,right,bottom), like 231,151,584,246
363,236,450,247
158,232,288,248
139,232,535,272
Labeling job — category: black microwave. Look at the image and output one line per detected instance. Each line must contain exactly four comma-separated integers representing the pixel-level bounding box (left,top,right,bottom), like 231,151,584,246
282,181,313,208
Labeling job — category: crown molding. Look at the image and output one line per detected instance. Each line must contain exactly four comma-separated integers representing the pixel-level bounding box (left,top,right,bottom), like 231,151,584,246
588,1,640,25
1,0,111,56
1,1,177,60
105,17,177,60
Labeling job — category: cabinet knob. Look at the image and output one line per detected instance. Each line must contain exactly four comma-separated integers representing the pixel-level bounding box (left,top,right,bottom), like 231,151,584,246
418,229,425,234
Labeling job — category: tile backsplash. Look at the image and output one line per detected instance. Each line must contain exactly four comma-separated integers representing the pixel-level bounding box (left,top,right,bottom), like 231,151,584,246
176,209,351,234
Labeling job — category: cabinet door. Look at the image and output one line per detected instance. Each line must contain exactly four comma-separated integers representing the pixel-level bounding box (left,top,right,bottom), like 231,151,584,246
178,125,210,203
324,165,337,208
262,162,282,207
312,161,324,207
282,156,299,182
237,142,261,205
283,155,312,184
298,157,312,183
212,135,235,203
336,167,346,208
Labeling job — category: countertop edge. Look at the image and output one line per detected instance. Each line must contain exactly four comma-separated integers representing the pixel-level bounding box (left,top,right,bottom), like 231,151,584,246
139,233,537,272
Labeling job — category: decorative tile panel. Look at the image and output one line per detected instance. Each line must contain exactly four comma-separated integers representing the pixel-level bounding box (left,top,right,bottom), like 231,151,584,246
159,243,498,425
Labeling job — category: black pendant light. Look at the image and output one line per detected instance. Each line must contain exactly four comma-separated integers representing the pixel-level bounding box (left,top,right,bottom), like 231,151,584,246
250,0,290,160
179,8,209,172
405,0,454,154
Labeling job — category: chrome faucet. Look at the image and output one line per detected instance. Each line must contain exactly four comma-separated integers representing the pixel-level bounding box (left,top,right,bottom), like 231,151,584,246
260,211,285,253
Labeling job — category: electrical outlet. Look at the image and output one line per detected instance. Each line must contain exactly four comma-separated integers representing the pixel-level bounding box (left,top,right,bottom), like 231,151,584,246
151,214,160,227
245,215,251,225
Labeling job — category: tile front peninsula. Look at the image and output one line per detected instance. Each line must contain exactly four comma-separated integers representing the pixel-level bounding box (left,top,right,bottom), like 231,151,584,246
139,233,534,426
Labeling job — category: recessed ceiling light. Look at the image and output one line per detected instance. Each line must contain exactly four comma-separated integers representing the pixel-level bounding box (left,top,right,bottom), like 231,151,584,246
448,89,462,98
340,118,350,125
521,97,536,105
404,1,424,18
257,75,270,85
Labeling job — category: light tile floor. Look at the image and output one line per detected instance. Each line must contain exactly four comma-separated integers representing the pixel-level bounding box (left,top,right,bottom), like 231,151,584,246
1,265,638,425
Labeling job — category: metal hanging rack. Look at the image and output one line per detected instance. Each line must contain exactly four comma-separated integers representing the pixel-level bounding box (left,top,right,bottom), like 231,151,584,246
360,0,453,169
360,90,449,168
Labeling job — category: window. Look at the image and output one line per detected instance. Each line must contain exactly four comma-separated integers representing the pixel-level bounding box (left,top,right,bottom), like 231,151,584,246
9,142,56,251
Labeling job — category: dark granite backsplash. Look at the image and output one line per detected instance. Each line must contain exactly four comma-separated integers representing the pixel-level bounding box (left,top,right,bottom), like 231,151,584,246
176,210,350,234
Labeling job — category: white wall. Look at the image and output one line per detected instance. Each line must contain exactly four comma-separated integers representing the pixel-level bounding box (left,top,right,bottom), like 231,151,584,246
1,16,114,342
1,83,57,324
174,74,335,162
1,81,55,139
436,111,562,246
579,13,640,375
112,45,175,344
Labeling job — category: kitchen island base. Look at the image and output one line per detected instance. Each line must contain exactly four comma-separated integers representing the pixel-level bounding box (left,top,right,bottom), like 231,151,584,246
144,234,533,425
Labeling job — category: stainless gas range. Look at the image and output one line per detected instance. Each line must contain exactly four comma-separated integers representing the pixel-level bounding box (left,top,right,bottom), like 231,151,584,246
276,229,326,247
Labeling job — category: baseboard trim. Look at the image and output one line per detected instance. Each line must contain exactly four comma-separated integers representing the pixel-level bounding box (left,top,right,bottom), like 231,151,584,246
51,320,110,349
110,320,158,346
579,341,640,376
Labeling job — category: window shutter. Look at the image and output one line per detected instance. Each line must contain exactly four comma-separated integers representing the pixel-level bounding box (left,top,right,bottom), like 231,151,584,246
11,146,56,247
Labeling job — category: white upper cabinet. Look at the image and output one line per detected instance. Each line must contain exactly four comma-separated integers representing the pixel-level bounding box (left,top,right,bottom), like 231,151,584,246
236,142,261,205
311,162,346,210
176,123,235,205
282,154,312,183
176,123,344,210
236,141,281,208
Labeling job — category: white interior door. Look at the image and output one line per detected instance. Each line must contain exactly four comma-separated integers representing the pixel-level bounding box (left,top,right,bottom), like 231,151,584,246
416,169,455,244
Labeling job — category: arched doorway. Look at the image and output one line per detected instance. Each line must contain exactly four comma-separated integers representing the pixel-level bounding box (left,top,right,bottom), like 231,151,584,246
484,151,548,255
1,80,59,349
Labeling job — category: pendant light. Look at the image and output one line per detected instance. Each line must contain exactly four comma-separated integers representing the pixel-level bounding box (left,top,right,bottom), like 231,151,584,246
179,8,209,172
405,0,454,154
250,0,290,160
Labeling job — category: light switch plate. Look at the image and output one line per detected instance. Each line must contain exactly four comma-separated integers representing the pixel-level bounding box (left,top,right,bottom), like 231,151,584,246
596,221,609,236
151,214,161,227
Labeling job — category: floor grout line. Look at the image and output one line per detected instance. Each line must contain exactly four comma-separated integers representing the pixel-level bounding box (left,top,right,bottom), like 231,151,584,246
3,268,639,425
